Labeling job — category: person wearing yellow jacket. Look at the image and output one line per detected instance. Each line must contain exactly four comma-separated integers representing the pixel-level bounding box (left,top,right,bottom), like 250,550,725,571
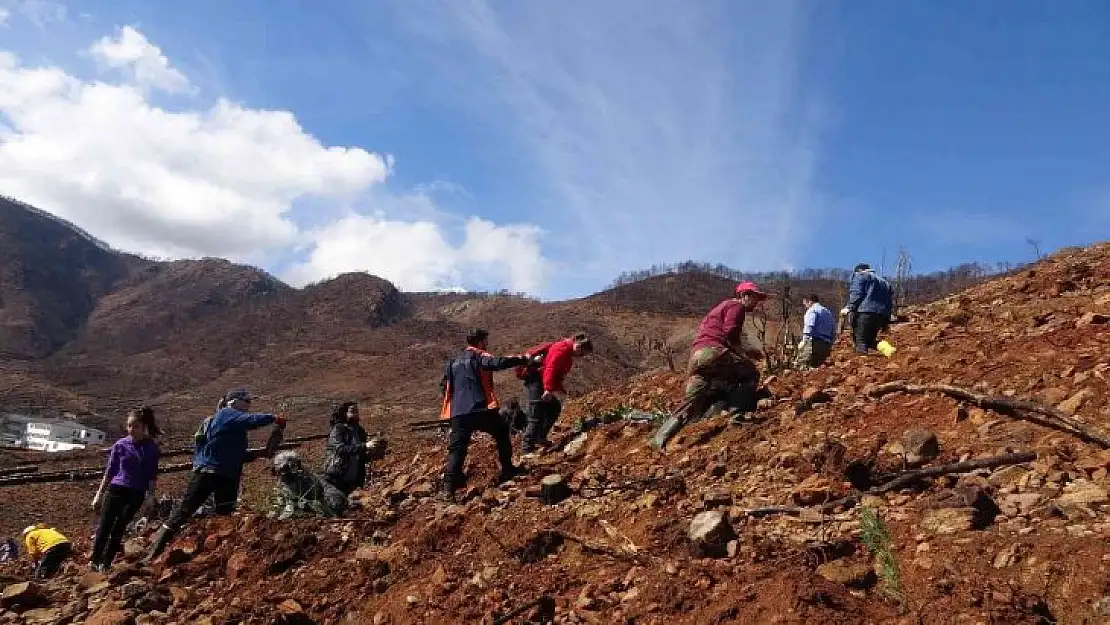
22,525,72,579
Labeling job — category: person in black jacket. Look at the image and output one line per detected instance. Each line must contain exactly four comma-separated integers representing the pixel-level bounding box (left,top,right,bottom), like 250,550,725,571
322,402,371,510
439,329,530,502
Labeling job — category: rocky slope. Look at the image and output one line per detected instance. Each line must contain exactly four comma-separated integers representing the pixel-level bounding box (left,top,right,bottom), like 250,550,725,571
1,243,1106,624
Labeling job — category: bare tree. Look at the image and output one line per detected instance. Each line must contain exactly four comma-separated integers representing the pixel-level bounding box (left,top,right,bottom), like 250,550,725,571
1025,237,1043,260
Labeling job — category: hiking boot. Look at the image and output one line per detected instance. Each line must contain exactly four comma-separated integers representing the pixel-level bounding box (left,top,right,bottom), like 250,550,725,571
497,465,528,485
142,525,175,566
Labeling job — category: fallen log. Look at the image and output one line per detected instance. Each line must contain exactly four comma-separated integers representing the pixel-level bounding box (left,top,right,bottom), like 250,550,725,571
0,441,307,487
867,381,1110,449
869,451,1036,493
0,465,39,477
744,451,1036,518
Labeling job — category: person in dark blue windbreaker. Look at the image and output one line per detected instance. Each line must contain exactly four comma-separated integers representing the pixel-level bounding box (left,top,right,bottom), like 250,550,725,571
144,389,285,563
842,263,894,353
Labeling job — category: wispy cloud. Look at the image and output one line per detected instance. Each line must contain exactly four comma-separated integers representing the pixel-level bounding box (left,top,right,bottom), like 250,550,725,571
912,211,1026,247
392,0,824,288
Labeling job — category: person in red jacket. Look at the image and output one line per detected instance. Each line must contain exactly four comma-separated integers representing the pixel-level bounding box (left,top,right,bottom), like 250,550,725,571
520,333,593,454
650,281,767,450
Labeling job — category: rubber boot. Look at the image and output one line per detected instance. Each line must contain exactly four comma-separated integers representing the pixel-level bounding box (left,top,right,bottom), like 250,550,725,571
649,415,686,451
142,525,176,565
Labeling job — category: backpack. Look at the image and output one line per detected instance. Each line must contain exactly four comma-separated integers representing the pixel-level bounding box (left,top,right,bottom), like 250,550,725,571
515,341,556,380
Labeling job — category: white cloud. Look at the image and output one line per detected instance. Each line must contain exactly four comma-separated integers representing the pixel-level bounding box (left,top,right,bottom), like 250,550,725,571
286,212,546,293
2,0,65,27
392,0,823,285
88,26,193,94
0,26,550,293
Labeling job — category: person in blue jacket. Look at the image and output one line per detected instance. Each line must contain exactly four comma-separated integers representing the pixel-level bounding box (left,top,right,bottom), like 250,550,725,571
144,389,285,563
842,263,894,353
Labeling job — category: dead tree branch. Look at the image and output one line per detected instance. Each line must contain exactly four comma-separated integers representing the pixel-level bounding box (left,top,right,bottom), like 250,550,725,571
869,451,1036,493
552,530,655,565
867,382,1110,449
744,451,1036,518
492,594,555,625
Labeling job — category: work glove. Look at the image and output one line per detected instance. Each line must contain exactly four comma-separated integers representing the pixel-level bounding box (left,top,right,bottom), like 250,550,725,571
275,414,287,428
840,307,850,315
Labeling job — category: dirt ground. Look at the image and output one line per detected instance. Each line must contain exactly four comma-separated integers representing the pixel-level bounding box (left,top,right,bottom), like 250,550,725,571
1,243,1108,624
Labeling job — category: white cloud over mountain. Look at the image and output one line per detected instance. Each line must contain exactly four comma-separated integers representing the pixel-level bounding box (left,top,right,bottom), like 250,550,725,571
0,25,548,293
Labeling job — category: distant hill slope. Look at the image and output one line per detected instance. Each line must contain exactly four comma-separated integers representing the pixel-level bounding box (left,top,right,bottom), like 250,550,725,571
0,196,1042,443
0,196,150,359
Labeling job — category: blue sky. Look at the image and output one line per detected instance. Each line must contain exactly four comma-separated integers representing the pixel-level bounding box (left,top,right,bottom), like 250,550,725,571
0,0,1107,299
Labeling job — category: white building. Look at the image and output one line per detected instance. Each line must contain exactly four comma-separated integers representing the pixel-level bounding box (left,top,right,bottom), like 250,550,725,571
0,414,105,452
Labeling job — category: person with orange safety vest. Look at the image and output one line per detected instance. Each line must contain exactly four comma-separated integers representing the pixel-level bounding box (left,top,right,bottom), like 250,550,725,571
438,328,530,502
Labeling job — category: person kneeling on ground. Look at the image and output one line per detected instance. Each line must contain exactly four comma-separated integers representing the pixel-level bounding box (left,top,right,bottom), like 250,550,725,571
89,406,162,572
439,328,530,502
322,401,378,511
518,333,593,454
794,294,836,370
650,281,767,450
145,389,286,563
273,451,345,519
23,525,72,579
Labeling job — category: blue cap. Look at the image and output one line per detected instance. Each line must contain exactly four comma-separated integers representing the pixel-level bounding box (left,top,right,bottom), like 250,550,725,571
225,389,252,402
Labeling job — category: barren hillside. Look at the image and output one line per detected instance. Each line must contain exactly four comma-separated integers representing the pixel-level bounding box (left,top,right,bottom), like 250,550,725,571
0,242,1106,624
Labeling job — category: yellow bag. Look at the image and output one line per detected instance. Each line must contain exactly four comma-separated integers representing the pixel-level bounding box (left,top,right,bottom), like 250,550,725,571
877,340,896,358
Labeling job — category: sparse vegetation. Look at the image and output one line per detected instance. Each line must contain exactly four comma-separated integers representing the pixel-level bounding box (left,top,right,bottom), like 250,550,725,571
859,506,906,609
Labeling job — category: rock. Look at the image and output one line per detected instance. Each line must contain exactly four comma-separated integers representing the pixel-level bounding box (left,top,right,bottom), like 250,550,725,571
688,511,738,558
901,429,940,466
1075,450,1110,476
1041,387,1070,406
430,566,449,586
373,611,391,625
20,608,62,624
1057,389,1094,415
119,580,151,603
0,582,38,607
85,581,111,596
816,560,877,589
409,481,436,497
992,543,1023,569
999,493,1044,517
791,475,835,507
706,462,727,478
225,550,252,581
802,387,832,405
278,599,304,615
563,434,588,458
1058,482,1109,507
701,489,733,509
1094,596,1110,617
988,465,1029,489
78,571,108,591
921,508,979,535
1076,312,1109,327
540,474,571,505
86,606,137,625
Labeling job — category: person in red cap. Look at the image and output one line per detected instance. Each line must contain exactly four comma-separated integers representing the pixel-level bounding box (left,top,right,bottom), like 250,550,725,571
650,281,767,450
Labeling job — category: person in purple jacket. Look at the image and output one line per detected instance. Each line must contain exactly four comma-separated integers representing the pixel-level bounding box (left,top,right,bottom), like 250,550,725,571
89,406,162,571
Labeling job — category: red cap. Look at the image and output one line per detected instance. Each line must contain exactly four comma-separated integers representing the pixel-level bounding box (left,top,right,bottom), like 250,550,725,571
735,281,768,300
